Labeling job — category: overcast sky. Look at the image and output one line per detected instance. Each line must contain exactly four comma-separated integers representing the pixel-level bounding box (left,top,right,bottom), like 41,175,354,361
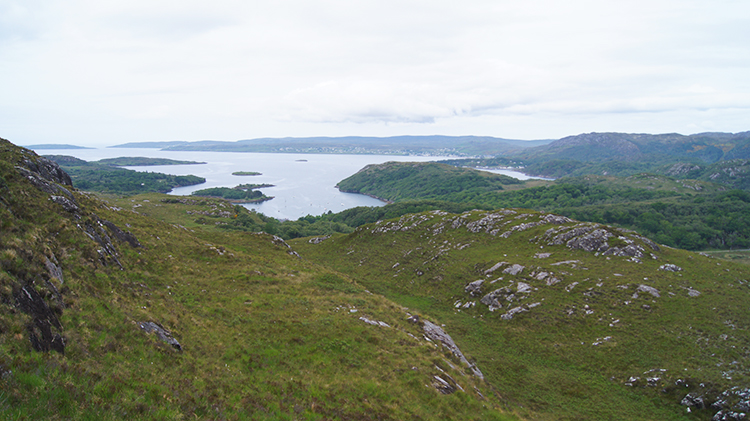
2,0,749,147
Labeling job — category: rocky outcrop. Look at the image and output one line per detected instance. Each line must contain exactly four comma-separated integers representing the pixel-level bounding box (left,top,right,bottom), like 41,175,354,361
15,285,65,354
666,162,702,176
538,222,659,260
464,279,484,296
139,322,182,351
308,235,331,244
659,264,683,272
270,235,300,257
9,151,143,354
422,320,483,380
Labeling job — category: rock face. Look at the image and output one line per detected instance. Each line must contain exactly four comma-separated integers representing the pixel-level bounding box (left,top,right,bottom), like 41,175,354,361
8,150,143,354
422,320,483,380
15,285,66,354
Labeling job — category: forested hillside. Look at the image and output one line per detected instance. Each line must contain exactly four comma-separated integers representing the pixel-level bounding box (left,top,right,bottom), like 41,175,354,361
335,163,750,251
45,155,205,194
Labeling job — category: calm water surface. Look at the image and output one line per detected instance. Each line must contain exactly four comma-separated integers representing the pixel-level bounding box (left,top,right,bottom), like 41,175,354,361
33,148,539,220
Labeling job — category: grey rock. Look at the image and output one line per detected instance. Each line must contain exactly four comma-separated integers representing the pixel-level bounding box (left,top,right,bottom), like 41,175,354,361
516,282,532,293
503,264,524,275
139,322,182,351
636,284,660,298
480,287,512,311
546,276,562,286
682,393,706,409
45,256,63,283
659,263,683,272
465,279,485,296
423,320,483,380
484,262,507,275
15,285,65,354
308,235,331,244
50,195,79,212
501,305,527,320
432,375,457,394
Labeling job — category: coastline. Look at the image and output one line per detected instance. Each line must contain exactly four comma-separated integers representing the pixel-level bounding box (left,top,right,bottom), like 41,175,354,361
335,186,394,204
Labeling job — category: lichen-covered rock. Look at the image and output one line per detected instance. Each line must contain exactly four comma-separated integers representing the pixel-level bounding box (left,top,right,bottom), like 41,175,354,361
465,279,485,296
422,320,483,379
659,263,683,272
516,282,532,293
501,305,528,320
484,262,507,275
503,264,524,275
634,285,660,298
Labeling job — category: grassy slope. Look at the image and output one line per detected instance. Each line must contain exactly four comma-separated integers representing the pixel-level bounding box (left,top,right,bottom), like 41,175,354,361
292,210,750,421
1,139,509,420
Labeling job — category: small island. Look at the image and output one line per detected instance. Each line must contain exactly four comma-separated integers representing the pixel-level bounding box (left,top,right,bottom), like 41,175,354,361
97,157,206,166
232,171,262,176
191,186,273,203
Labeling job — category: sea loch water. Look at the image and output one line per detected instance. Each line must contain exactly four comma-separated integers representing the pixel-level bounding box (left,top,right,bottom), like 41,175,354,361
30,148,537,220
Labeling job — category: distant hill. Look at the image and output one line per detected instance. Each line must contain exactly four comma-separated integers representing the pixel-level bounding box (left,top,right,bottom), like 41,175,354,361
518,131,750,165
24,144,92,149
112,135,552,156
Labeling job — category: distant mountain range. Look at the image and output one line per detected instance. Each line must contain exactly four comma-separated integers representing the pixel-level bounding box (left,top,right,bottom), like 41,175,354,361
111,131,750,164
24,144,93,149
520,131,750,163
112,135,552,156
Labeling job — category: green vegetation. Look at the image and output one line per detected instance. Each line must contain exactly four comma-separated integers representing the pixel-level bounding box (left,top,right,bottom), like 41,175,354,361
337,161,521,202
335,163,750,251
232,171,262,176
97,157,206,166
191,186,273,203
45,155,205,194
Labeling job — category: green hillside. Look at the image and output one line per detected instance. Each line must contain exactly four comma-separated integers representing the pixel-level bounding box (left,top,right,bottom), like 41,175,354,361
336,161,521,202
0,138,506,420
292,209,750,421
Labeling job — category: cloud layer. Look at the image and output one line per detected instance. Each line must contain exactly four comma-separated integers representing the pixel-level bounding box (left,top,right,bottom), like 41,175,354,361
1,0,749,146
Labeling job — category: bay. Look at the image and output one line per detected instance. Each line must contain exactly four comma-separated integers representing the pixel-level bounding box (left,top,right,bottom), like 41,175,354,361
32,147,539,220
